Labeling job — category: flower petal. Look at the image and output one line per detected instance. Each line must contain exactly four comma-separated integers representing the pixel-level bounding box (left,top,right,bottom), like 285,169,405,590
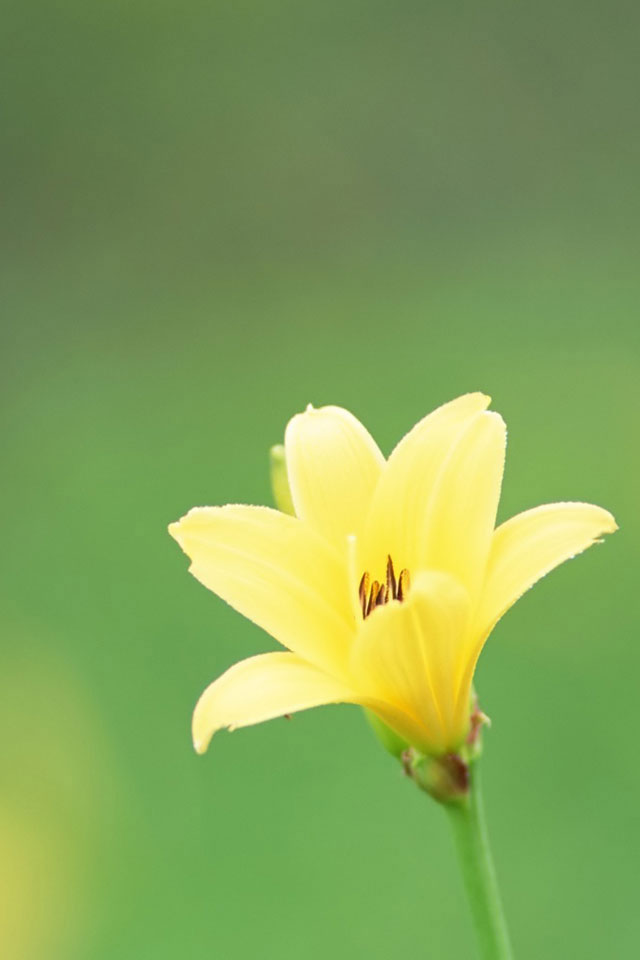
351,572,472,754
170,505,354,677
192,651,423,756
475,501,618,640
284,405,384,553
361,393,491,576
192,652,358,753
418,411,506,601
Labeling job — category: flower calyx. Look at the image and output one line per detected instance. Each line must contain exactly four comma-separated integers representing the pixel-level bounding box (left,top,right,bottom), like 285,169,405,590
403,749,471,805
402,696,491,805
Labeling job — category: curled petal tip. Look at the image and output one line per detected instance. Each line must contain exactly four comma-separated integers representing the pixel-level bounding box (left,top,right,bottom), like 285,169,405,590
193,736,207,755
459,390,491,408
571,503,618,536
192,707,212,754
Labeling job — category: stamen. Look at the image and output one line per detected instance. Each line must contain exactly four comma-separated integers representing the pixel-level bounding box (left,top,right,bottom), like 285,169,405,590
366,580,380,617
359,557,411,618
386,555,397,599
397,568,410,601
358,572,370,617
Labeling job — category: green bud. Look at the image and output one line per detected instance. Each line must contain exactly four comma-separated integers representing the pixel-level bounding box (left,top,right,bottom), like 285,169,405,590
269,444,295,515
407,749,471,806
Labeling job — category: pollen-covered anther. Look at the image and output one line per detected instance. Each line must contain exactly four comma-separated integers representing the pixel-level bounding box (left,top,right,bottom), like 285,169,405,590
358,555,411,619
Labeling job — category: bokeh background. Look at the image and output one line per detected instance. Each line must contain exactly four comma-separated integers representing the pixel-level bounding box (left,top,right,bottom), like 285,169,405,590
3,2,639,958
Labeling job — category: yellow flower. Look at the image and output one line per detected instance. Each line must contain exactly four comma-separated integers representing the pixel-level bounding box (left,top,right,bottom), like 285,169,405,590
169,393,616,757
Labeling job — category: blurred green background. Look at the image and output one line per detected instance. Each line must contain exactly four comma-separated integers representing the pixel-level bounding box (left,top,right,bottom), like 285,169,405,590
2,2,639,958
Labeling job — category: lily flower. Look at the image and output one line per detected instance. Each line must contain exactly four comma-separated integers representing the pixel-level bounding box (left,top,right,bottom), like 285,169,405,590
169,393,616,757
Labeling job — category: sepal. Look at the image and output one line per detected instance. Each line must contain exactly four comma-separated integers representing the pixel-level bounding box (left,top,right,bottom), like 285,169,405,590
406,750,471,805
364,708,409,759
402,694,490,805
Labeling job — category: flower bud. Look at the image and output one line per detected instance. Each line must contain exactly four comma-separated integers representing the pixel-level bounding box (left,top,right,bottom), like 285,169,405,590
269,444,295,515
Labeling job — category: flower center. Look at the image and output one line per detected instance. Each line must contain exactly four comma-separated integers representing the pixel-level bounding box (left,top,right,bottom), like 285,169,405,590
358,555,411,619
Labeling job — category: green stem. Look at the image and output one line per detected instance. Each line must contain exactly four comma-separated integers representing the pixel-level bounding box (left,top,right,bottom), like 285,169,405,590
445,765,513,960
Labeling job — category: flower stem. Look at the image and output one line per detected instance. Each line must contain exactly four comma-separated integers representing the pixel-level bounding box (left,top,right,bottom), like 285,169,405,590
445,764,513,960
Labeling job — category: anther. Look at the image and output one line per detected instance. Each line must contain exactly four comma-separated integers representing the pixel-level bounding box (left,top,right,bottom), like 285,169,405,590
386,555,397,598
358,572,370,617
359,557,411,618
366,580,380,617
397,568,410,601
